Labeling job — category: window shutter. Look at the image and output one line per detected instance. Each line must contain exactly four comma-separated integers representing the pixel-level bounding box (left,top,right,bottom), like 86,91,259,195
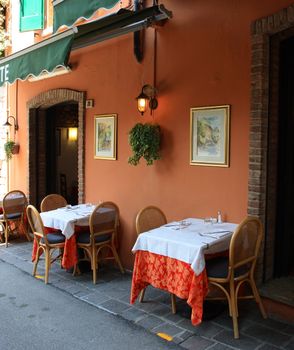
20,0,44,32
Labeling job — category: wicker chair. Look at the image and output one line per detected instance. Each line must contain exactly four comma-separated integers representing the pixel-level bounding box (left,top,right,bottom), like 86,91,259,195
26,205,65,284
0,190,31,247
205,216,267,338
76,201,124,284
40,194,67,212
135,205,177,314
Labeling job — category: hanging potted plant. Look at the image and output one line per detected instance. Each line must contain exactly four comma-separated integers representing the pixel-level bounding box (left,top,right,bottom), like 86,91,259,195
128,123,161,166
4,140,20,159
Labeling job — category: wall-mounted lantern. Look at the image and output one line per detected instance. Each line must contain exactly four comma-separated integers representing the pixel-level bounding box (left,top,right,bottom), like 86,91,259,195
136,84,158,116
3,115,19,135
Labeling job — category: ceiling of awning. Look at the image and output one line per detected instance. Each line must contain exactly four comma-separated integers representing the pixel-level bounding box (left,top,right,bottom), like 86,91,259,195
0,5,172,86
53,0,121,33
72,5,172,50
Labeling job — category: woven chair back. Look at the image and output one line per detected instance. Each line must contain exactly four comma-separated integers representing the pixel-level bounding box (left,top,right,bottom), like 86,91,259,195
3,190,27,216
229,216,263,270
26,205,46,242
40,194,67,212
136,206,167,235
90,201,119,239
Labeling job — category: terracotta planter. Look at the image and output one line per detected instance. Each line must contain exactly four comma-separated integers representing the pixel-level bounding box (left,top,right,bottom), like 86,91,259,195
11,144,20,154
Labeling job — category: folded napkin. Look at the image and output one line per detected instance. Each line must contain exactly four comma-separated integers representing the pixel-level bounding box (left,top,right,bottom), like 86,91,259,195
199,230,231,238
164,221,192,230
204,229,230,234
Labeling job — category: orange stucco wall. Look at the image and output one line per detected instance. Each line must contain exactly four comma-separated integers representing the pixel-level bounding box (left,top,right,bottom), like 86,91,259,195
8,0,294,269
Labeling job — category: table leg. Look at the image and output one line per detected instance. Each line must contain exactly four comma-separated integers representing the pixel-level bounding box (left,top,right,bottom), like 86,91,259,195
139,288,146,302
171,294,177,314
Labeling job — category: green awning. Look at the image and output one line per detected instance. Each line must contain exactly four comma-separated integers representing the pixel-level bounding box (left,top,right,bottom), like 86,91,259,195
0,30,75,86
0,5,172,86
53,0,121,33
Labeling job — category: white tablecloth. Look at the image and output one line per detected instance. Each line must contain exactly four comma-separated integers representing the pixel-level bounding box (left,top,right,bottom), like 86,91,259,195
132,218,238,275
40,204,113,239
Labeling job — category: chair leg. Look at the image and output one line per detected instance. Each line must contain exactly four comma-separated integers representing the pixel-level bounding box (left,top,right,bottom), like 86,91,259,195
229,279,239,339
249,277,267,319
110,245,125,274
92,246,97,284
45,248,50,284
21,220,31,242
0,222,5,243
226,287,233,317
33,248,40,277
171,293,177,314
59,248,64,268
5,223,9,248
73,263,81,276
139,288,146,302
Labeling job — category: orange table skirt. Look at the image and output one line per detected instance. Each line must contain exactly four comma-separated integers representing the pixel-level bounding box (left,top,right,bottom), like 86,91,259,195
32,228,78,270
130,251,208,325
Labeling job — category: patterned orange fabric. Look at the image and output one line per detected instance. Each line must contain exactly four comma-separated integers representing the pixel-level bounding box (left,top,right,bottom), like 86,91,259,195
31,227,78,269
61,235,78,269
130,251,208,325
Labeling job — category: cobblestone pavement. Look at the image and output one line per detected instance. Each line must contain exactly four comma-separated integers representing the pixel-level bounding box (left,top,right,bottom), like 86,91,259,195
0,239,293,350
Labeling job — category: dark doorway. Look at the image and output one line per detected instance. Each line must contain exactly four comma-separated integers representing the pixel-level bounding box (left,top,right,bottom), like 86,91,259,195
274,35,294,277
29,102,78,208
45,102,79,205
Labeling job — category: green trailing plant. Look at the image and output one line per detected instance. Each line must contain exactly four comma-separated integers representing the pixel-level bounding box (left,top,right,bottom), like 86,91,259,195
4,140,18,159
128,123,161,166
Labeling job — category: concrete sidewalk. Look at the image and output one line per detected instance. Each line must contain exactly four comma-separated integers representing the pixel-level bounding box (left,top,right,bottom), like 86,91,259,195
0,262,182,350
0,239,293,350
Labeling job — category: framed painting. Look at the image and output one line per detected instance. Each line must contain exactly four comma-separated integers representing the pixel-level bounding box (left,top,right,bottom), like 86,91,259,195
94,114,117,160
190,105,230,167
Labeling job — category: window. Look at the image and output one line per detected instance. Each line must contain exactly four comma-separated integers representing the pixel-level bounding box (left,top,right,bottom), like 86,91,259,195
20,0,44,32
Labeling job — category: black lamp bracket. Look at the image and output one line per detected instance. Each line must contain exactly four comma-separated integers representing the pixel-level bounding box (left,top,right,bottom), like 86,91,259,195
142,85,158,112
142,84,157,99
3,115,19,132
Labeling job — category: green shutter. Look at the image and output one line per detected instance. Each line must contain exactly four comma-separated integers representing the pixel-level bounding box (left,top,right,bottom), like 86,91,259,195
20,0,44,32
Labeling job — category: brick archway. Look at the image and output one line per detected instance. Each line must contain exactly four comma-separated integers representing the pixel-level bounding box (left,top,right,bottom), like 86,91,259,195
250,5,294,280
27,89,85,206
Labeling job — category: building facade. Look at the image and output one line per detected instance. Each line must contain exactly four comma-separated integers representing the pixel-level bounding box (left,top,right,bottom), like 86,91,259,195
1,0,293,305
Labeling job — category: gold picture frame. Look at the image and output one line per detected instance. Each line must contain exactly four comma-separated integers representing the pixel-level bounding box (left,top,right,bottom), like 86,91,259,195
94,114,117,160
190,105,230,167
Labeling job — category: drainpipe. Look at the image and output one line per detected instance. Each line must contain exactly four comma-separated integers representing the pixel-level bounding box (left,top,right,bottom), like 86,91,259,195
6,83,9,192
6,130,9,192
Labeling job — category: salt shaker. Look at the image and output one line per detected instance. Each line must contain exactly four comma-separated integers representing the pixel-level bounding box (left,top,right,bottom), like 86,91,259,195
217,210,222,224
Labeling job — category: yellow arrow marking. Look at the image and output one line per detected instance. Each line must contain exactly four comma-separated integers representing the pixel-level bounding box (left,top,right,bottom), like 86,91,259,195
157,333,173,341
